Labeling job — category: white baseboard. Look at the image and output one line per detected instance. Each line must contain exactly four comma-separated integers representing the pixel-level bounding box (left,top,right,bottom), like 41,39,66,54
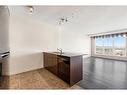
7,67,43,76
92,54,127,61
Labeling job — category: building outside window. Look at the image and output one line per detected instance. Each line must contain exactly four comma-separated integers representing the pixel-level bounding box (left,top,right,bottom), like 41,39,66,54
95,37,103,55
103,36,113,55
94,33,126,57
114,35,126,57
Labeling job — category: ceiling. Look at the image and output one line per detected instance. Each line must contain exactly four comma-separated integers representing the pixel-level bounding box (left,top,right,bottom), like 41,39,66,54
8,6,127,35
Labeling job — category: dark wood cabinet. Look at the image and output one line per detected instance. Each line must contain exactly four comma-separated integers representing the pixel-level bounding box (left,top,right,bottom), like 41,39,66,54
43,52,57,75
0,63,2,77
70,56,82,85
43,52,83,86
57,56,70,83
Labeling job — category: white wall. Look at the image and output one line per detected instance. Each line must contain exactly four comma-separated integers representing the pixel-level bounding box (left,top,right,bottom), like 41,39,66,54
7,7,91,75
60,27,91,55
0,6,9,53
8,14,60,75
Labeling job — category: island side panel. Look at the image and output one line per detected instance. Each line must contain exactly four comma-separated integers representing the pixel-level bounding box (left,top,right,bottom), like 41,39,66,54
70,55,83,86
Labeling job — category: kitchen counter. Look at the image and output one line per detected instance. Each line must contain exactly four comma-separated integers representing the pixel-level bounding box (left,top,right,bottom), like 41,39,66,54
43,52,83,86
48,52,87,57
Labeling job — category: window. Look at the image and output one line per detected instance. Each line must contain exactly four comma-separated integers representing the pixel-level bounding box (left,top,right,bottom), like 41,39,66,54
103,37,113,55
95,38,103,54
94,33,127,57
114,35,126,57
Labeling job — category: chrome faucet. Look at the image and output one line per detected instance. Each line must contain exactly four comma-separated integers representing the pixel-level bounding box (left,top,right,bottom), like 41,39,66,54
57,48,63,54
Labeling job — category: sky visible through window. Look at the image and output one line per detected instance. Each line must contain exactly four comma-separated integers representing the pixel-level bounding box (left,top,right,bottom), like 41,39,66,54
114,36,125,47
96,38,103,46
96,36,125,47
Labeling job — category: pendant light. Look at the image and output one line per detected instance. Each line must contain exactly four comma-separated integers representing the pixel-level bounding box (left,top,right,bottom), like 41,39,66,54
26,6,34,14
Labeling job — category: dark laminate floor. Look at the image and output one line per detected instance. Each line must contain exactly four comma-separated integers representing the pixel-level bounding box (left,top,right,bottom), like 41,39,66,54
78,57,127,89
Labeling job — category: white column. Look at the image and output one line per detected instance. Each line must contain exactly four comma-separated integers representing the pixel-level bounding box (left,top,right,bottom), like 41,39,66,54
91,37,95,56
112,36,115,56
125,34,127,57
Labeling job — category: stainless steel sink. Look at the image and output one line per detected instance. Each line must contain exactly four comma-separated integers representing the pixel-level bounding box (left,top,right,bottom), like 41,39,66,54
52,52,64,55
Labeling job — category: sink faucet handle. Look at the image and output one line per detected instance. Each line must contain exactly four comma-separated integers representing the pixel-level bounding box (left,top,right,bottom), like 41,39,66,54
57,48,63,54
60,48,62,51
57,48,62,50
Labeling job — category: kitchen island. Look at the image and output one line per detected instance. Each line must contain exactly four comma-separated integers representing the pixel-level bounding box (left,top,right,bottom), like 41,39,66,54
43,52,84,86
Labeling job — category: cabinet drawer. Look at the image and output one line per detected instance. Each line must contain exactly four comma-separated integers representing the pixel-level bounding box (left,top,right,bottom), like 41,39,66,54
58,62,69,74
58,71,70,83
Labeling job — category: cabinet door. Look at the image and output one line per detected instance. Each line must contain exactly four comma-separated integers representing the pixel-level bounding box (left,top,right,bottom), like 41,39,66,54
0,63,2,77
43,53,57,75
57,56,70,83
